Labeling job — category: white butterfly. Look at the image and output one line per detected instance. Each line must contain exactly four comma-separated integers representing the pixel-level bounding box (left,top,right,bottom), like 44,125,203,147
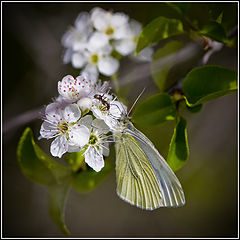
113,91,185,210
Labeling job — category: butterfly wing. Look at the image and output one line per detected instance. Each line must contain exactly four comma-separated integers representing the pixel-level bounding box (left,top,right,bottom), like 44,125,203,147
125,123,185,207
115,133,164,210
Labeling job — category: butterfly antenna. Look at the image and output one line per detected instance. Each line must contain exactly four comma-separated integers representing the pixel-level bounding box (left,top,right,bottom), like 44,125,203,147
127,87,146,117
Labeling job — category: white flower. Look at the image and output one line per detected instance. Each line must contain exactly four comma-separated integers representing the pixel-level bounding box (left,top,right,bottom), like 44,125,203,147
72,32,119,82
113,19,153,61
91,93,127,130
83,119,110,172
62,12,92,63
39,102,90,158
58,74,92,102
90,7,130,40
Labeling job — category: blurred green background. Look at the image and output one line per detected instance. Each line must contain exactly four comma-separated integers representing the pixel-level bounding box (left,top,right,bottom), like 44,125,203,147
3,2,238,237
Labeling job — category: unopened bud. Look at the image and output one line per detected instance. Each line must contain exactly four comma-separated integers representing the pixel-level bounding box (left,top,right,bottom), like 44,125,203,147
77,97,92,111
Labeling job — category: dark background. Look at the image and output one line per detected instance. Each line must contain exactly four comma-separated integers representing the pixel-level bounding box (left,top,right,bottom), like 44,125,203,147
3,2,238,237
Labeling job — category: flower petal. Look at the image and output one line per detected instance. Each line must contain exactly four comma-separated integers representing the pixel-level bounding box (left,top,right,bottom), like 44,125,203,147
91,8,109,32
111,13,129,28
81,64,99,85
110,100,127,118
85,147,104,172
77,97,92,111
75,12,91,33
63,103,81,123
113,24,131,40
78,115,93,130
98,56,119,76
88,32,109,52
68,124,90,147
40,121,58,139
50,135,68,158
134,46,154,62
92,119,110,135
113,39,136,56
72,52,87,68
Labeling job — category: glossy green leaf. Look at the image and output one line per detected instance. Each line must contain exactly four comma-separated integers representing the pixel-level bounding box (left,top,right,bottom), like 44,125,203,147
182,65,237,106
199,21,227,43
150,40,183,91
72,158,113,192
167,116,189,172
17,128,71,185
48,182,71,235
136,16,184,53
131,93,176,125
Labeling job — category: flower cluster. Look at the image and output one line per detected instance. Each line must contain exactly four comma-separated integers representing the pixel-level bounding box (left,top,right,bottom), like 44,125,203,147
62,7,153,83
39,74,126,172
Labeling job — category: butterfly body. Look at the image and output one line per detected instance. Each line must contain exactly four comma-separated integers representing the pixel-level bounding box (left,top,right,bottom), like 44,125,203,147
114,119,185,210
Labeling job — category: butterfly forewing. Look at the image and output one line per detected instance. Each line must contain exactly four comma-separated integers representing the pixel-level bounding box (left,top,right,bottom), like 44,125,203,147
115,133,164,210
125,124,185,207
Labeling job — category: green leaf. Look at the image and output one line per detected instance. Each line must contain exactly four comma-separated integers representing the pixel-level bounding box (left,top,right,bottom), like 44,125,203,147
199,21,227,43
182,65,237,106
185,104,203,114
216,12,223,24
167,116,189,172
136,16,184,53
131,93,176,125
150,40,183,91
72,157,113,192
17,128,71,186
48,182,71,235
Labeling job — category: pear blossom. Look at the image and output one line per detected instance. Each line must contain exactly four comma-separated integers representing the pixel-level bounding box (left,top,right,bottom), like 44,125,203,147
113,19,153,61
91,93,127,130
62,12,93,64
39,102,90,158
72,32,119,82
58,74,92,103
90,7,131,41
83,119,110,172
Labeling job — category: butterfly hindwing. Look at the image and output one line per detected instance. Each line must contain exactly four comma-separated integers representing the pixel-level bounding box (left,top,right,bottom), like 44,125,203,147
125,124,185,207
115,133,163,210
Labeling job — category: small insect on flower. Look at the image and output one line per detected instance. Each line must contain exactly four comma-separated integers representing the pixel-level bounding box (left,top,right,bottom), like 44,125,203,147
94,94,110,110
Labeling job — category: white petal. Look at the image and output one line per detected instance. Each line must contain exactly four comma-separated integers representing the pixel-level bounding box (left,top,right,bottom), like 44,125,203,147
63,104,81,123
61,30,74,48
110,100,127,118
75,12,91,33
98,56,119,76
45,102,63,122
92,119,110,134
72,52,87,68
88,32,109,51
105,116,120,131
40,121,58,139
91,9,109,31
67,144,82,153
50,135,68,158
77,97,92,111
85,147,104,172
134,46,154,62
63,48,72,64
111,13,129,28
78,115,93,130
113,39,136,56
72,40,87,52
101,142,109,157
97,43,113,56
129,19,142,36
81,64,99,85
113,24,132,40
68,124,90,147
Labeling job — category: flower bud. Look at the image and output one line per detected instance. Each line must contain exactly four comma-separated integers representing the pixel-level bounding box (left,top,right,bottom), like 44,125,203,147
77,97,92,111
